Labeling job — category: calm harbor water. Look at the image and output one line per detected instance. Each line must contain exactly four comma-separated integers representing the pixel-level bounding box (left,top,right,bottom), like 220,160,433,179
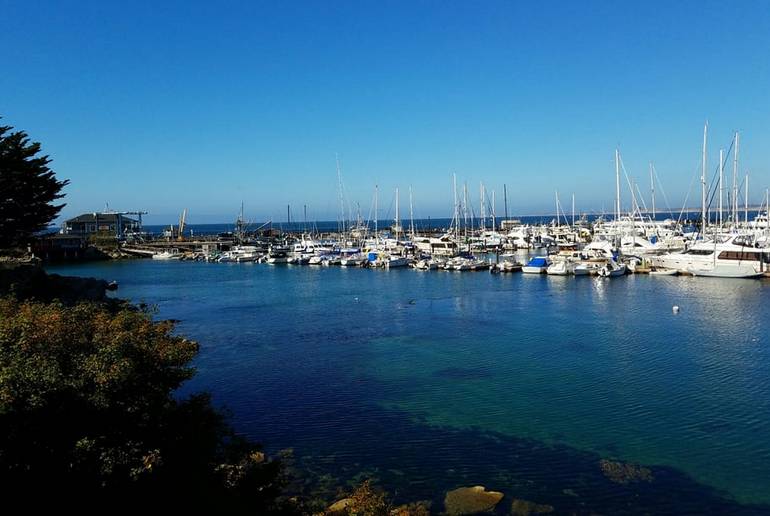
47,260,770,513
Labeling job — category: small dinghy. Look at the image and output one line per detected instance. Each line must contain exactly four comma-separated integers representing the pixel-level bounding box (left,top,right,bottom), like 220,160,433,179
649,268,678,276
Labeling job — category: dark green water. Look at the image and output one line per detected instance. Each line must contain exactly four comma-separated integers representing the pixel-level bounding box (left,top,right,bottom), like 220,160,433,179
48,260,770,513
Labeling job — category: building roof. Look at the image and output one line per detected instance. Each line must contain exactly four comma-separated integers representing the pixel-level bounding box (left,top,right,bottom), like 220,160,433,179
65,213,138,224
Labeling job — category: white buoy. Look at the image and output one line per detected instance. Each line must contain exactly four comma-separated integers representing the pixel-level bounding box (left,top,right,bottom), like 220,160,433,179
672,305,680,314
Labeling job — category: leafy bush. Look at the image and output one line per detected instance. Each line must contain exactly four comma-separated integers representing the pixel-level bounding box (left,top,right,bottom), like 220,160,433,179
0,297,286,510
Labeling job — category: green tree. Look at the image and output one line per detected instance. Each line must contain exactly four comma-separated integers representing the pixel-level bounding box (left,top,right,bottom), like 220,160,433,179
0,121,69,249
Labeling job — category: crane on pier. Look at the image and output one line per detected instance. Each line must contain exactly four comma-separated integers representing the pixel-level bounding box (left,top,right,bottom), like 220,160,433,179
178,209,188,241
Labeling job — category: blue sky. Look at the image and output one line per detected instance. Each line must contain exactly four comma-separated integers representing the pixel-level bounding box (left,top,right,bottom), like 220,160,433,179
2,1,769,224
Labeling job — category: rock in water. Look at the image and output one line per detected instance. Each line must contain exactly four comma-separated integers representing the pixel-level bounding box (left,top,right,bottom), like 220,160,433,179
444,486,504,515
326,497,353,514
390,500,431,516
510,498,555,515
599,459,654,484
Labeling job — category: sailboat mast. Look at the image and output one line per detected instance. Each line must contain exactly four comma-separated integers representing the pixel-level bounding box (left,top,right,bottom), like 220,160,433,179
491,190,496,232
452,173,458,241
719,149,725,229
503,184,509,220
733,132,740,226
745,173,749,224
480,182,485,230
701,122,708,235
649,162,655,218
572,193,575,227
615,148,621,222
374,185,379,236
463,183,468,241
395,187,400,239
336,153,346,234
555,190,560,226
409,186,415,239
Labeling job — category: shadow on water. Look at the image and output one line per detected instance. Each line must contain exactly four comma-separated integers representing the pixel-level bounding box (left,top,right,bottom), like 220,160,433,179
250,386,770,515
282,404,770,515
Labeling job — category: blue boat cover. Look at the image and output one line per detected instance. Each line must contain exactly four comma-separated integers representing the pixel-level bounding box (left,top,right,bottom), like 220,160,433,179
526,257,548,267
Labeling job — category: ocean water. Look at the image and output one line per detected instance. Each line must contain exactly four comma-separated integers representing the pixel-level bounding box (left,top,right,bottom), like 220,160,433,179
141,211,719,236
46,260,770,513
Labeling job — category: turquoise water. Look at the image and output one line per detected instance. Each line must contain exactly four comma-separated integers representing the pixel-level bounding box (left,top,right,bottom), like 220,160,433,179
47,260,770,513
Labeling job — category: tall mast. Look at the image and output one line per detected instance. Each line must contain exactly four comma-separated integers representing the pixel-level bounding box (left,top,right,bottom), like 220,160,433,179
615,148,621,222
745,173,749,224
374,184,379,236
733,131,740,226
491,189,496,231
649,162,655,218
572,193,575,227
452,173,458,241
336,153,346,234
555,190,560,226
701,121,708,235
480,182,485,230
395,186,400,239
409,185,415,239
503,184,509,220
463,182,468,240
719,149,725,229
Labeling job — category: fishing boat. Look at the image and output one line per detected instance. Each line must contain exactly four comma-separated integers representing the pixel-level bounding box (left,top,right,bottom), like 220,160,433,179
522,256,550,274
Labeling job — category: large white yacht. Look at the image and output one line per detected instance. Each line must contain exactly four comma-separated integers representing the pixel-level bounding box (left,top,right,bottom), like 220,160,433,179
650,234,770,276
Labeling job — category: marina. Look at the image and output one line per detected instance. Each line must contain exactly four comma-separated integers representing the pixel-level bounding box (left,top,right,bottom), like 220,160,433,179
51,133,770,281
105,205,770,280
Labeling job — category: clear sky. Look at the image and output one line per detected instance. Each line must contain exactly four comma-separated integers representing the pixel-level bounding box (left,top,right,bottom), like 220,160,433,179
2,0,769,224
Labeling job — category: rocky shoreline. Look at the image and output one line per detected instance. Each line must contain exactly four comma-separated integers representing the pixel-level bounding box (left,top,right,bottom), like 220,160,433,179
0,260,116,305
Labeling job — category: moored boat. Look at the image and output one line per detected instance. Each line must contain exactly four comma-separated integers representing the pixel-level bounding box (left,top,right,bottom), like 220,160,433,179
522,256,550,274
